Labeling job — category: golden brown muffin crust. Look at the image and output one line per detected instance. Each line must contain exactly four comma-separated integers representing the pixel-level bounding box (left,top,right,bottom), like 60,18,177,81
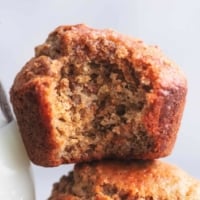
48,160,200,200
10,24,187,166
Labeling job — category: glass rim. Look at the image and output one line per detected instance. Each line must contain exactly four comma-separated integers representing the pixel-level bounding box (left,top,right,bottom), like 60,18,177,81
0,81,13,124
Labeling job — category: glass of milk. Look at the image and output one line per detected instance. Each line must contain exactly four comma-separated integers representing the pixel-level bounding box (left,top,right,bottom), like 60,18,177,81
0,82,35,200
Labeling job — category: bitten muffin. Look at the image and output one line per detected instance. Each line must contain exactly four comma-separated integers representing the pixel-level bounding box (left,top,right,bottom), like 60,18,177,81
48,160,200,200
10,24,187,166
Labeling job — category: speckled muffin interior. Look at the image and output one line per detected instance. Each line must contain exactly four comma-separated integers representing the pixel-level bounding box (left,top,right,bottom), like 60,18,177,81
10,24,187,166
48,160,200,200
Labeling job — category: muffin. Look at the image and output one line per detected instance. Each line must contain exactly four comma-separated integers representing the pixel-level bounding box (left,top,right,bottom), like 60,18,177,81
10,24,187,166
48,160,200,200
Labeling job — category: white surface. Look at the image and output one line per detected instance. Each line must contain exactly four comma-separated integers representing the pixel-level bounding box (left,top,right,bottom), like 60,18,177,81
0,0,200,199
0,121,35,199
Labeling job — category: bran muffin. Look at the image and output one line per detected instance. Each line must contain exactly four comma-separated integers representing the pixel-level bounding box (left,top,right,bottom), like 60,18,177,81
10,24,187,166
48,160,200,200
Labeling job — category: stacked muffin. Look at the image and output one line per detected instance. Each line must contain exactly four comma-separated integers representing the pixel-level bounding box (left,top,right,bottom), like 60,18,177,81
10,24,200,199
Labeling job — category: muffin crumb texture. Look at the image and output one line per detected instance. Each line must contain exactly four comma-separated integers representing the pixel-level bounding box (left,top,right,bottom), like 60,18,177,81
10,24,187,166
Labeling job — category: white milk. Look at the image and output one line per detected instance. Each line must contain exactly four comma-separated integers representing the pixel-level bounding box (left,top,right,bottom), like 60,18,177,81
0,121,35,200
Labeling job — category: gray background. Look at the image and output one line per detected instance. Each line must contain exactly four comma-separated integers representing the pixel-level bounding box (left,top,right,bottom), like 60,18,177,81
0,0,200,199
